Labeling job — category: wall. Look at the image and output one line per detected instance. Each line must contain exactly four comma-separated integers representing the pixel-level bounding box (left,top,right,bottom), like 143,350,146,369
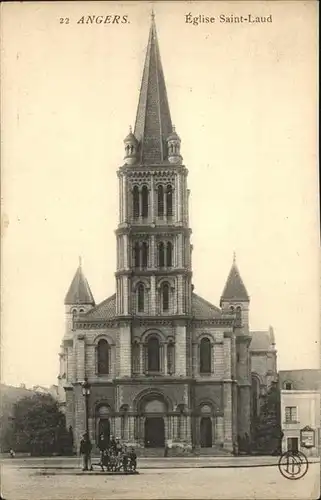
281,390,320,457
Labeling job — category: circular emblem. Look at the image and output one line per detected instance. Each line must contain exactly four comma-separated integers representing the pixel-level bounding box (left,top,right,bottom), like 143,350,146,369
278,450,309,480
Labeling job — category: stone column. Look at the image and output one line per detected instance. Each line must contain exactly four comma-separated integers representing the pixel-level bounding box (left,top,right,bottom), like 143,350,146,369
150,235,156,269
175,325,187,376
150,276,156,315
119,324,131,377
123,276,128,315
119,175,123,223
223,383,233,452
124,235,129,269
163,343,168,375
139,343,144,374
150,174,155,221
123,175,127,222
76,335,85,381
176,173,181,222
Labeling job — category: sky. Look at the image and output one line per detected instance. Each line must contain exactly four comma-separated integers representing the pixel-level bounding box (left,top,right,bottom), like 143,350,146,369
1,1,319,388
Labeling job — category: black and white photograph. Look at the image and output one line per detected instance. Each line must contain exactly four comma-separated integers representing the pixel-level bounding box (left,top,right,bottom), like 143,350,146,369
1,1,320,499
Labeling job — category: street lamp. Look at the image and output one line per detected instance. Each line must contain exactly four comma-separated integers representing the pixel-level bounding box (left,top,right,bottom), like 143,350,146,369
82,377,91,436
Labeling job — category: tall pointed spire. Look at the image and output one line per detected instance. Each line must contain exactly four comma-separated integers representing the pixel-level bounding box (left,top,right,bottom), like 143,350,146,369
220,256,249,303
134,13,173,164
64,261,95,306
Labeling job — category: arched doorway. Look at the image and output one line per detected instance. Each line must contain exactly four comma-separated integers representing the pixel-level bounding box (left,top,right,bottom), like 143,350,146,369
144,417,165,448
200,417,212,448
96,405,111,445
139,397,166,448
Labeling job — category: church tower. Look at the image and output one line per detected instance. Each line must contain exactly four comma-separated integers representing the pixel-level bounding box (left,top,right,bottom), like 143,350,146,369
220,256,252,442
59,13,278,457
115,14,192,376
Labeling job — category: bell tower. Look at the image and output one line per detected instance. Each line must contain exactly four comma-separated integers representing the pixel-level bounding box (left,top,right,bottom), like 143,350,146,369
115,14,192,325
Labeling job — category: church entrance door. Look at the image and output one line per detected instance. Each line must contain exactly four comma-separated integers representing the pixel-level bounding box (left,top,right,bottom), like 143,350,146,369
200,417,212,448
144,417,165,448
98,418,110,445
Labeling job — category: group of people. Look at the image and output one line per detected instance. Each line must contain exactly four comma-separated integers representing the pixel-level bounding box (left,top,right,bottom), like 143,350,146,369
98,434,137,472
79,432,137,472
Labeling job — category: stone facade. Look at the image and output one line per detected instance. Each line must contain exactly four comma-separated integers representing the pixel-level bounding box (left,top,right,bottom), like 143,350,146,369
58,16,277,456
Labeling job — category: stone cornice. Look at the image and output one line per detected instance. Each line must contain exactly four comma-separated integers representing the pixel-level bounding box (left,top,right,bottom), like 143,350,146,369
118,164,188,176
74,315,235,330
114,268,192,278
115,225,192,236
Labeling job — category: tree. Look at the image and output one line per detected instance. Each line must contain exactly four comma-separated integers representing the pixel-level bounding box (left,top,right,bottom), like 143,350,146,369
11,393,73,456
254,381,283,454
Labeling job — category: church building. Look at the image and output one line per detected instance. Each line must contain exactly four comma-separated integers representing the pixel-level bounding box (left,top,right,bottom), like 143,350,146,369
58,16,277,456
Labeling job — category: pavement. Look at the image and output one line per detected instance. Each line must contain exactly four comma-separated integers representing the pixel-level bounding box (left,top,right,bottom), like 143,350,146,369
1,456,320,500
2,454,320,470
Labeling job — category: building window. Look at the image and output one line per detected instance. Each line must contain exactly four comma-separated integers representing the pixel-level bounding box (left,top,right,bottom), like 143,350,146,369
97,339,109,375
137,283,145,312
166,242,173,267
141,185,149,218
147,337,160,372
142,242,148,268
133,186,139,219
157,185,164,217
132,342,140,374
285,406,298,423
166,184,173,217
167,341,175,374
200,338,211,374
162,283,170,312
158,242,165,267
134,242,140,268
284,382,293,390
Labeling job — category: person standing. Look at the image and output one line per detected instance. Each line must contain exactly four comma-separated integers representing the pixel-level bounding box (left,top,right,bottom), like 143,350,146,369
98,433,107,469
79,433,93,471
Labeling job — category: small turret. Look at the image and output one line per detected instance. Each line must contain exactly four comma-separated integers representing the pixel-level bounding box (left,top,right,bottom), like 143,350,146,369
64,257,95,334
167,126,182,164
124,126,138,165
220,253,250,332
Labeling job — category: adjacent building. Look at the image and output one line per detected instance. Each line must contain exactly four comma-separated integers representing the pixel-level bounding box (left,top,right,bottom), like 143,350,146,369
279,369,321,457
58,15,277,456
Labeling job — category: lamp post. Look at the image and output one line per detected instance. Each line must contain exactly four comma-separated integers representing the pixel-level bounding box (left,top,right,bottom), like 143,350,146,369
82,377,91,436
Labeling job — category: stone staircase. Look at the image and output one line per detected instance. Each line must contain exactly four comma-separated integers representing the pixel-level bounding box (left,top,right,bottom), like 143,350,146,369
136,448,166,457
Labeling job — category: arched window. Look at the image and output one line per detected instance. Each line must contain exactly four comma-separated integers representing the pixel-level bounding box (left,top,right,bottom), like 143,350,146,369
137,283,145,312
134,242,140,268
142,242,148,268
157,185,164,217
97,339,109,375
236,306,242,323
284,382,293,390
166,184,173,217
133,186,139,219
167,341,175,375
162,283,170,312
158,242,165,267
141,185,149,218
166,242,173,267
132,342,140,374
147,337,160,372
200,338,211,374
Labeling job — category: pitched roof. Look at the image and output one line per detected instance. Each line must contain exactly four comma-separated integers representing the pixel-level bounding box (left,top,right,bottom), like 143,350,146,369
83,293,116,320
134,15,173,165
80,292,221,322
192,293,221,319
64,265,95,306
279,369,321,391
221,261,249,302
250,331,272,351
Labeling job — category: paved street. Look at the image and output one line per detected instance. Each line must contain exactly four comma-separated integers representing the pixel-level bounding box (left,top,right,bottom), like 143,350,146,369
1,457,320,500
